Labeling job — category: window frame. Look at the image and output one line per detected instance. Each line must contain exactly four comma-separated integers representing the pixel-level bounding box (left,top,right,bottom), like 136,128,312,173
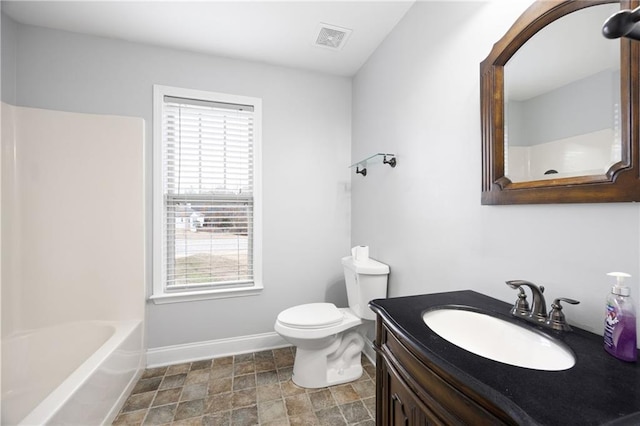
151,85,263,304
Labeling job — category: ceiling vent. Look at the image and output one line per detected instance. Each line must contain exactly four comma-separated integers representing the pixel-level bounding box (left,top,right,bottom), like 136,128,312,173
314,23,352,50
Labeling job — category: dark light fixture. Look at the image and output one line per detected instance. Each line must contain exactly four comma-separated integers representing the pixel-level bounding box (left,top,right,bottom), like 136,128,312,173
602,5,640,40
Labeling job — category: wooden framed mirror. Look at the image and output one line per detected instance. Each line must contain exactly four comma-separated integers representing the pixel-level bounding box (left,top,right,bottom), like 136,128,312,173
481,0,639,204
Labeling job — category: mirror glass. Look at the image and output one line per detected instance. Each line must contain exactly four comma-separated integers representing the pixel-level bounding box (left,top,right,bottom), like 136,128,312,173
504,3,621,182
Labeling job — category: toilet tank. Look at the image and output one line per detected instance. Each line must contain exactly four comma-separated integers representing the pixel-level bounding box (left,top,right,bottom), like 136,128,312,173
342,256,390,321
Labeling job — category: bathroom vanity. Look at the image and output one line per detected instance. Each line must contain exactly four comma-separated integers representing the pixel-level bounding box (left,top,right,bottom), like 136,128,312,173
369,291,640,425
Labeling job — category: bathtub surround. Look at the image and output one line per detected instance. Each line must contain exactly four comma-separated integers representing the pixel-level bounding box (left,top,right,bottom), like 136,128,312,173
0,103,146,423
0,105,145,330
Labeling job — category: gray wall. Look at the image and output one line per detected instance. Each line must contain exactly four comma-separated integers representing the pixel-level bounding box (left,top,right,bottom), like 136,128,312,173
4,16,352,348
352,0,640,335
2,12,17,104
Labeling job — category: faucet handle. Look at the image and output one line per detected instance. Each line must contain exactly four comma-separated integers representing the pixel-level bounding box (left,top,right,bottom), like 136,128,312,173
554,297,580,306
511,287,530,317
546,298,580,331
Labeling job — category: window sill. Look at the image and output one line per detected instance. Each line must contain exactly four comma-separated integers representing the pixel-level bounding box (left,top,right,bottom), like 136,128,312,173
149,283,263,304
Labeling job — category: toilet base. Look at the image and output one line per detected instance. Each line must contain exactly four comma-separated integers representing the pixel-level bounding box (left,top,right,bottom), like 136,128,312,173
291,329,365,388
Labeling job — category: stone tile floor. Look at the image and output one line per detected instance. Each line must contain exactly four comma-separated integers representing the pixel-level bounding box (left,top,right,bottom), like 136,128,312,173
112,347,377,425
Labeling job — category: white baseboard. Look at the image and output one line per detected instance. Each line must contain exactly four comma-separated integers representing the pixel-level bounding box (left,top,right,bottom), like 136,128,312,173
146,332,290,368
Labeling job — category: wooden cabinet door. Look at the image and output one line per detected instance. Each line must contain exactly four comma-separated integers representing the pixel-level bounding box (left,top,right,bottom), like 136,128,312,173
380,357,442,426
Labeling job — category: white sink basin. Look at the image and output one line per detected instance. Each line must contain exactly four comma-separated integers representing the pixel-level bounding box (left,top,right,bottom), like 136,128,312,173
422,308,575,371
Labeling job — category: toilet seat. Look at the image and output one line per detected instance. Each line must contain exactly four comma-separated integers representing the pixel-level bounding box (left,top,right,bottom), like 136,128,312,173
275,306,362,340
277,303,343,329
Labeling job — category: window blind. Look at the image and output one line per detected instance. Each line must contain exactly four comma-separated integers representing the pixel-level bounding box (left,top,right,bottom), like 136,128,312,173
162,95,255,290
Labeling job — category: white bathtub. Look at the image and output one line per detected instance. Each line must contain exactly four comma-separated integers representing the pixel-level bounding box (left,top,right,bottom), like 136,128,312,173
1,320,144,425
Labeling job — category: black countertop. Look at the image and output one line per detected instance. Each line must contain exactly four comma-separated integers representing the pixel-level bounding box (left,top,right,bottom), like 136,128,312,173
369,290,640,426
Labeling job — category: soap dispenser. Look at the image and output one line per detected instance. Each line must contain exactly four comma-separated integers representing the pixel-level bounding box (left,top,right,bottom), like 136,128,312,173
604,272,637,362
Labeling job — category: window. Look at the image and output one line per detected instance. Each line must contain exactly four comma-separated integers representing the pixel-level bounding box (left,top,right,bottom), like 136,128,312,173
152,85,262,303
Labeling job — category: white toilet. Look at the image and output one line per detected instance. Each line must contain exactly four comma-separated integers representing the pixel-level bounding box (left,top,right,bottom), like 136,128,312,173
274,254,389,388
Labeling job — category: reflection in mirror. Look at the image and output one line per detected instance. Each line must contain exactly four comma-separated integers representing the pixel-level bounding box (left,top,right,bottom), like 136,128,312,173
504,3,621,182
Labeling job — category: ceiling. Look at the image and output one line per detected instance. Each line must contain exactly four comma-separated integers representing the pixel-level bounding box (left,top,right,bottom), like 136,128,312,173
2,1,416,77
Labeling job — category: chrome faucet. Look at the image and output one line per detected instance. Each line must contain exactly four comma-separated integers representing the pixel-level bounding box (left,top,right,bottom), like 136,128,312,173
506,280,580,331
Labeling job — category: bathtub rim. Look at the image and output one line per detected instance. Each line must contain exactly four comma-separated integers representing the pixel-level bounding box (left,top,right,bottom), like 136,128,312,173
14,319,143,426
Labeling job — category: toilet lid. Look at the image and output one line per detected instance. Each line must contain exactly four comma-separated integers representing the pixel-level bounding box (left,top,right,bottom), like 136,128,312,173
277,303,344,329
